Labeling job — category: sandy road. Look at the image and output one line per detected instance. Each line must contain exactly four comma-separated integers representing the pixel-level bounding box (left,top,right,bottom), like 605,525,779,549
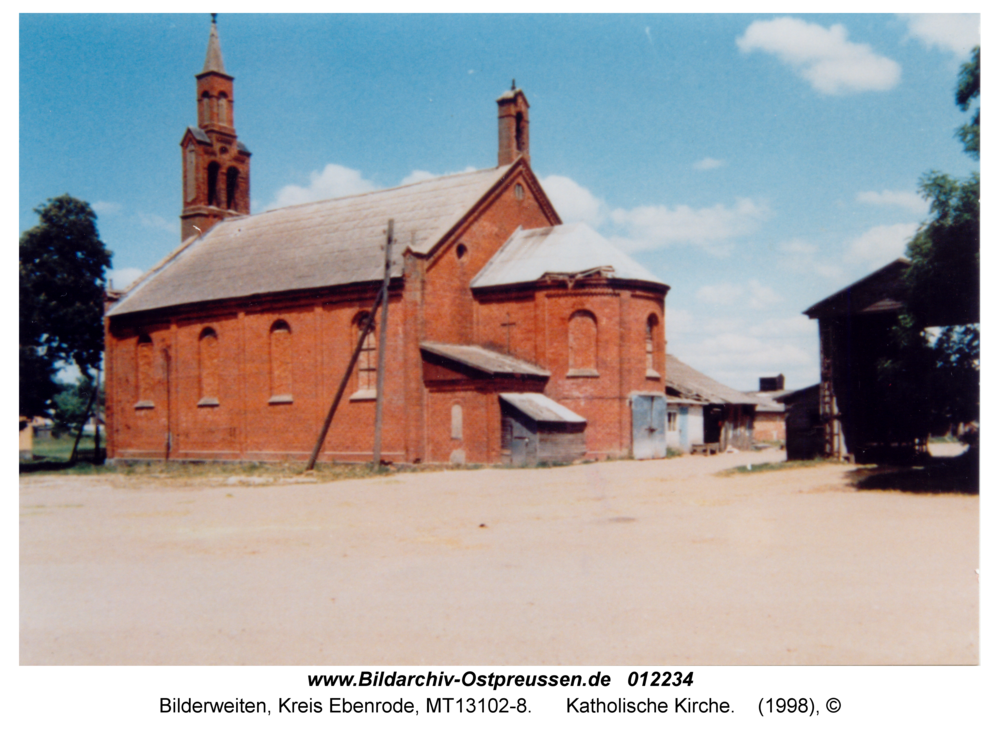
20,448,977,665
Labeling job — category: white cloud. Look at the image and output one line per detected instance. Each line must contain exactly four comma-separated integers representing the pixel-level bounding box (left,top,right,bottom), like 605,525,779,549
609,198,770,253
844,222,919,264
900,14,979,56
137,212,178,235
541,175,606,227
693,157,725,171
856,189,928,214
695,280,782,310
108,267,144,290
265,164,376,210
736,17,901,94
400,167,477,186
778,238,818,254
747,315,815,339
91,201,122,216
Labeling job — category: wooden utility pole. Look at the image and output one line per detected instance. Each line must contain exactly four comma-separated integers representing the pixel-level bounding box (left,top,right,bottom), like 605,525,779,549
305,220,393,472
372,219,393,470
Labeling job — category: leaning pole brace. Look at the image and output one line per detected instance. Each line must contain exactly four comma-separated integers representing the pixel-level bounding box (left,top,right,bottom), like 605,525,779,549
372,219,394,470
69,369,100,464
305,220,394,472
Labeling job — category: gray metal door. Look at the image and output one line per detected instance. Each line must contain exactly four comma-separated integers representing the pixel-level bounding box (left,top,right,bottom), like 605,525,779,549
511,436,528,466
632,395,667,459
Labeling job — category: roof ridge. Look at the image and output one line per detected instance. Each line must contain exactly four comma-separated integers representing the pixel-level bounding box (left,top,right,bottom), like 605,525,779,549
255,165,509,218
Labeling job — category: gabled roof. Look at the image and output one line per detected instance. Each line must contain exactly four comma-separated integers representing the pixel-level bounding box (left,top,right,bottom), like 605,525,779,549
804,258,909,319
110,166,514,317
421,342,550,377
471,223,667,290
500,393,586,423
665,354,761,406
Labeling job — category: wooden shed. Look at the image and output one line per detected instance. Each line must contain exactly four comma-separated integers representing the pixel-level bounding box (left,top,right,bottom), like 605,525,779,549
500,393,587,466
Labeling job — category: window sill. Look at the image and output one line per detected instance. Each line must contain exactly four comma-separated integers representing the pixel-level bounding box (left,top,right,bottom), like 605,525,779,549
134,400,155,410
646,369,662,380
349,389,377,402
567,369,600,378
268,394,294,405
198,397,220,407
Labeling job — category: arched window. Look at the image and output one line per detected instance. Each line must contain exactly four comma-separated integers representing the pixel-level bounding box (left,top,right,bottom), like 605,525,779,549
646,314,661,377
198,328,219,406
352,312,377,398
226,167,239,209
136,334,154,407
185,148,197,202
451,404,463,440
568,310,598,376
217,94,228,126
515,112,526,153
269,320,293,403
207,162,220,206
200,92,211,126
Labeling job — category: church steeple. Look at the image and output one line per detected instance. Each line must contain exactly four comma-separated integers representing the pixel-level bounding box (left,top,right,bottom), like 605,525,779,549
497,82,530,166
180,14,251,241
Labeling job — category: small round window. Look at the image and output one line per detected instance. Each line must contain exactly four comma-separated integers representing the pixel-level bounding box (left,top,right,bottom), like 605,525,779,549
514,184,524,200
456,243,468,260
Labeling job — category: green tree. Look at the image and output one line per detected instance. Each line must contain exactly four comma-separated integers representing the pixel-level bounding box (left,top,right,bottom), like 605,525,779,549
878,45,980,444
52,375,104,436
19,195,112,418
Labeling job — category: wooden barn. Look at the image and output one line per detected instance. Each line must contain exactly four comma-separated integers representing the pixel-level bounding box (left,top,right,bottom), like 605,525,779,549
805,259,913,461
776,384,822,460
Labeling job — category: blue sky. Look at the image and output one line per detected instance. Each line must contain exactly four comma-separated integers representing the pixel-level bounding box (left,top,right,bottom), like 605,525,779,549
19,13,980,390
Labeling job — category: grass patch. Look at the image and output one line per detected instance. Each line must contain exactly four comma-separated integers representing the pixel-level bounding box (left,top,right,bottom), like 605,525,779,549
716,458,836,477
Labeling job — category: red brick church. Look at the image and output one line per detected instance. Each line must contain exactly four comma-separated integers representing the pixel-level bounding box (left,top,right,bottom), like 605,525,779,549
104,18,670,465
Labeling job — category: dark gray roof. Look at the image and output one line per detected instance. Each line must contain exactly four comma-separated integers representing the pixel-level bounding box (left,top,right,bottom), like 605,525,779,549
110,166,513,317
500,393,585,423
804,258,909,319
421,342,550,377
471,223,666,289
186,126,211,144
665,354,761,406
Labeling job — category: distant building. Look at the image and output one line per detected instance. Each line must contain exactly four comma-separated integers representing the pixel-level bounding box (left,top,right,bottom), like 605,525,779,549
664,354,760,452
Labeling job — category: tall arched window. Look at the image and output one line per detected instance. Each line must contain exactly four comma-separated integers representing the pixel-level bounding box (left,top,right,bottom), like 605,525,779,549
451,404,463,440
185,148,197,202
646,314,661,378
269,320,293,403
352,312,377,398
198,327,219,406
568,310,598,376
199,92,211,126
217,94,228,126
207,162,220,206
226,167,239,209
136,334,154,407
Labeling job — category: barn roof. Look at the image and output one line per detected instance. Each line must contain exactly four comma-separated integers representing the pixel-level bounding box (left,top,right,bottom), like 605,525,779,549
470,223,667,290
109,165,514,317
804,258,909,319
420,342,550,377
500,393,586,424
665,354,761,406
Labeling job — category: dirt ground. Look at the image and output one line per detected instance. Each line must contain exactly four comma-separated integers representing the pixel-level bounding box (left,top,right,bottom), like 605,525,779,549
19,446,978,665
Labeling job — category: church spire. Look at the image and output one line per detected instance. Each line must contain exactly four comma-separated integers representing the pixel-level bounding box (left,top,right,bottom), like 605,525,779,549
202,13,226,75
180,14,251,241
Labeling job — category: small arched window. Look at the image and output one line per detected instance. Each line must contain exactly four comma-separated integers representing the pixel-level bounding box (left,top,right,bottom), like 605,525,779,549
515,112,526,153
198,328,219,406
226,167,239,209
568,310,598,376
185,148,197,202
451,404,463,440
207,162,220,206
352,312,377,399
217,94,228,126
646,314,661,378
136,334,154,408
269,320,293,403
200,92,211,126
